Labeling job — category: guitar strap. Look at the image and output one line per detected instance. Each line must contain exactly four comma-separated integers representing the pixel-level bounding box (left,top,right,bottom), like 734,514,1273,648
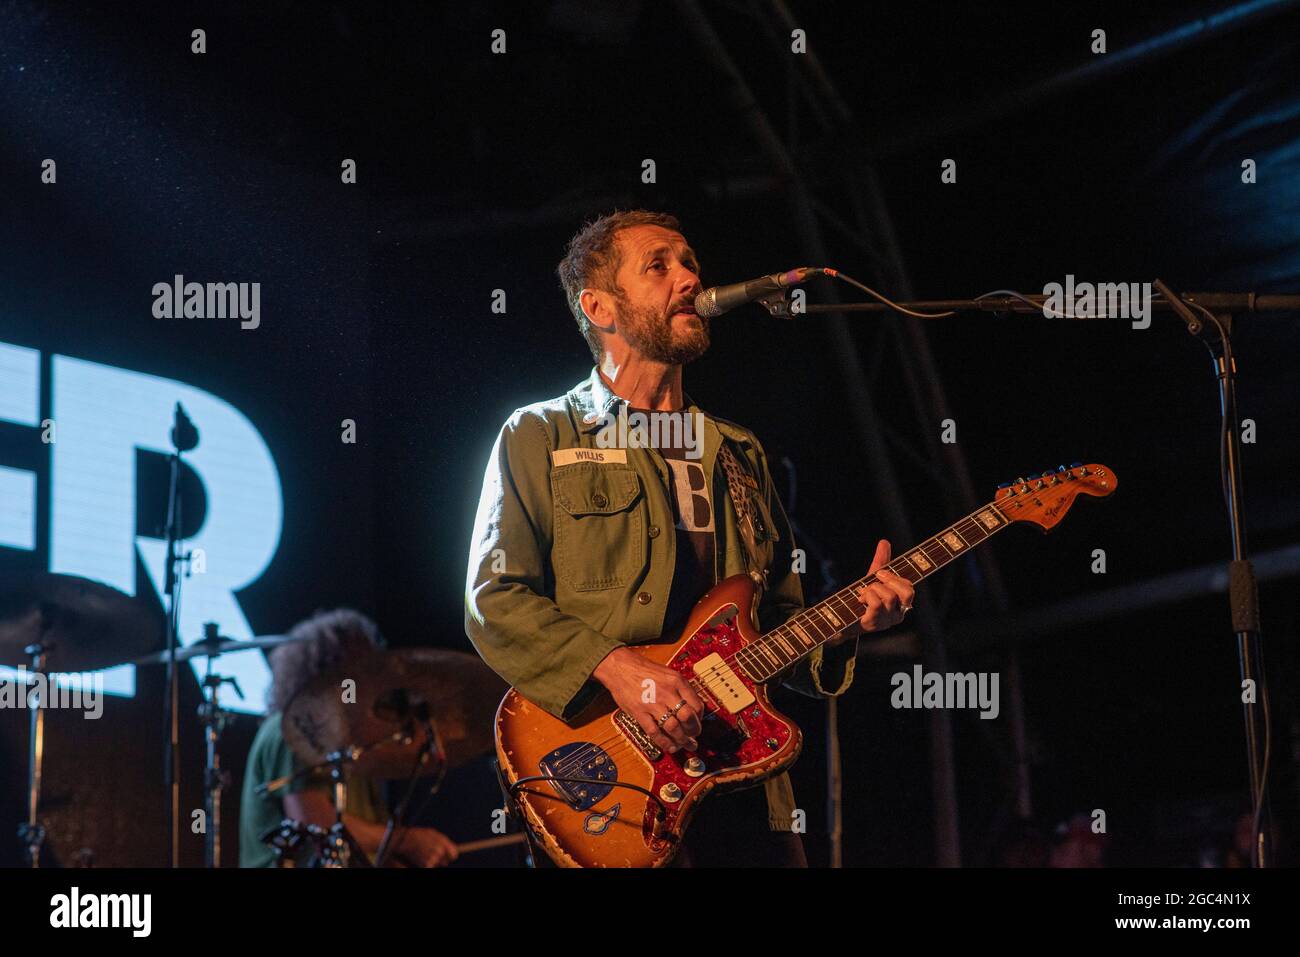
717,441,769,597
719,440,800,831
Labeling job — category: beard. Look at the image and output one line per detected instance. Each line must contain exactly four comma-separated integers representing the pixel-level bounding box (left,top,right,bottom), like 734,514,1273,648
616,297,711,365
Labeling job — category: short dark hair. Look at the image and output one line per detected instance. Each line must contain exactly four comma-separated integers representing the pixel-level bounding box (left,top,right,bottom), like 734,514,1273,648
267,608,385,713
556,209,682,363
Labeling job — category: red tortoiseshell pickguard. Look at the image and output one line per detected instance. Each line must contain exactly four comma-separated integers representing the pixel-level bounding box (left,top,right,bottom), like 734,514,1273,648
636,612,796,848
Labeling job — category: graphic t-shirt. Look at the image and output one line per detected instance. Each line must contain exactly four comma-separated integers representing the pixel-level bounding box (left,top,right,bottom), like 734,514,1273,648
628,406,717,629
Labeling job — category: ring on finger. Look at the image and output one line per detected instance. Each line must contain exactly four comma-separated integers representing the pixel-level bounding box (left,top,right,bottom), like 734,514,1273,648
656,711,674,727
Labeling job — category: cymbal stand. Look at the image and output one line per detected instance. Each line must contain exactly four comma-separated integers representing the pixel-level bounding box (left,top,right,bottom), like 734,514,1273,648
17,640,49,867
197,640,243,868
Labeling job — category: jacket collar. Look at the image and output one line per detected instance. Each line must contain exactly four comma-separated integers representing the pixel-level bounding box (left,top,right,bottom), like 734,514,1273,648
571,368,624,433
569,367,752,445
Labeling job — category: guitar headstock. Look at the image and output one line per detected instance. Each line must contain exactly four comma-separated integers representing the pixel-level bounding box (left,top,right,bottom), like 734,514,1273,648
994,463,1117,531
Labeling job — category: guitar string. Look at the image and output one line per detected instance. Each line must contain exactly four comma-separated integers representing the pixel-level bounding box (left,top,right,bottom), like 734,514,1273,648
545,504,1025,777
544,506,1025,779
549,469,1075,775
546,483,1088,779
546,663,745,779
545,575,885,780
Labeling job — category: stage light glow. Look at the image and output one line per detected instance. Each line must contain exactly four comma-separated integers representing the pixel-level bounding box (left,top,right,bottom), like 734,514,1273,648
0,343,283,713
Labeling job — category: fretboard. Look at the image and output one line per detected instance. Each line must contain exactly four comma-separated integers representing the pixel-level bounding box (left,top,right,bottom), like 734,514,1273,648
734,498,1013,684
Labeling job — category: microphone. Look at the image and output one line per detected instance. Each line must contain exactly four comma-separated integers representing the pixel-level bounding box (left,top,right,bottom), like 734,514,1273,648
170,402,199,452
694,267,823,318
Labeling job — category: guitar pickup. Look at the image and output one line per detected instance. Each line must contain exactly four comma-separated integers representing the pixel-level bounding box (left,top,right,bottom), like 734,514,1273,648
693,653,755,714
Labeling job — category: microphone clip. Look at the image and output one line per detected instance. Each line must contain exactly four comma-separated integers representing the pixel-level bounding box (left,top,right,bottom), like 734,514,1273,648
757,290,795,318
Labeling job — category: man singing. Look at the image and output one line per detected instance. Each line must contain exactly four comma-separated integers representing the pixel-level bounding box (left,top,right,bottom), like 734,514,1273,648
465,210,914,866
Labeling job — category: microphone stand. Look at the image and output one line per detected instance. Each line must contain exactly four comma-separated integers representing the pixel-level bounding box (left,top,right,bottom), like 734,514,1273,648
162,403,198,867
783,283,1300,867
373,716,446,868
790,290,1300,317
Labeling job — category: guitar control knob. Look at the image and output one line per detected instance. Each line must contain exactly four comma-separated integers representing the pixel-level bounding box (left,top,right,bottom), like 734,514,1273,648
659,783,683,803
684,756,706,777
765,737,779,751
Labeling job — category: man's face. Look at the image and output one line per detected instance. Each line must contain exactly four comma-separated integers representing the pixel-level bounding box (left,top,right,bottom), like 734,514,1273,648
608,225,708,365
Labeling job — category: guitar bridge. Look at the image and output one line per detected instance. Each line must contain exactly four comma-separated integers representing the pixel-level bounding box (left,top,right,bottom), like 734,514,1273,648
615,711,663,760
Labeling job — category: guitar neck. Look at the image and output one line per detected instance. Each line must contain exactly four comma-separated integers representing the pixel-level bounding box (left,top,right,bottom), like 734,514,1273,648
736,498,1014,684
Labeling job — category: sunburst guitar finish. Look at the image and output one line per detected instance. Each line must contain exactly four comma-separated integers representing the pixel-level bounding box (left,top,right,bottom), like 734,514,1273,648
496,576,793,868
494,462,1118,867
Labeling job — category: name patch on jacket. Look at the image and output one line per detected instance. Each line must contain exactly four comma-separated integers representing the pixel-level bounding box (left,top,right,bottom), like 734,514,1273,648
551,448,628,467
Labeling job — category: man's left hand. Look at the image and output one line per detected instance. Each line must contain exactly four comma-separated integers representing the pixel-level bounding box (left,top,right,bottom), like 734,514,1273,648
853,539,914,633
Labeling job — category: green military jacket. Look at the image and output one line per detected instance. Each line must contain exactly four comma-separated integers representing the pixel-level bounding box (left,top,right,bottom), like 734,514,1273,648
465,368,859,828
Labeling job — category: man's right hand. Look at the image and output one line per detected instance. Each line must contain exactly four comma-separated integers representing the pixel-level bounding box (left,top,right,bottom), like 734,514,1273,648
592,647,705,754
396,826,460,869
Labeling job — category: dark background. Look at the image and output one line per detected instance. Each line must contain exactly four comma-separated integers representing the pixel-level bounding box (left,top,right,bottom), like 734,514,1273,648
1,0,1298,867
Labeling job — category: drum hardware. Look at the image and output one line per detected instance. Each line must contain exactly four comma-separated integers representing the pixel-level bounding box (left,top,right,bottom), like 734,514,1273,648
258,746,377,867
130,622,309,867
17,641,48,868
1,572,160,867
191,623,246,869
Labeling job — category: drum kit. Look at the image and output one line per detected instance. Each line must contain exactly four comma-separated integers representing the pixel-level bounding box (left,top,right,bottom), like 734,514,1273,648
0,571,522,868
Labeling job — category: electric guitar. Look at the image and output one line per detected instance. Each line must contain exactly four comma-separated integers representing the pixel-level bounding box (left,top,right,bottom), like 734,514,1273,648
495,463,1117,867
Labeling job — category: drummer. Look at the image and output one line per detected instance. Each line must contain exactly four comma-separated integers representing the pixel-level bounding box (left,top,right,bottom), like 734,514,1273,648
238,609,459,868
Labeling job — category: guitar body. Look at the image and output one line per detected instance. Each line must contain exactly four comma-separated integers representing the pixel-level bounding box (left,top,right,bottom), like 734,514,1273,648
495,574,801,868
494,462,1118,868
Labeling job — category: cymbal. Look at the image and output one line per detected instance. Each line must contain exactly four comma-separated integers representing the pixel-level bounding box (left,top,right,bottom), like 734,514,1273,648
0,573,161,672
282,648,506,779
130,632,303,667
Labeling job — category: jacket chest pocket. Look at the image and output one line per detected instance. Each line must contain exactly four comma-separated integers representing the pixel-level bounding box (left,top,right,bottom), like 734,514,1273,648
552,463,645,591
